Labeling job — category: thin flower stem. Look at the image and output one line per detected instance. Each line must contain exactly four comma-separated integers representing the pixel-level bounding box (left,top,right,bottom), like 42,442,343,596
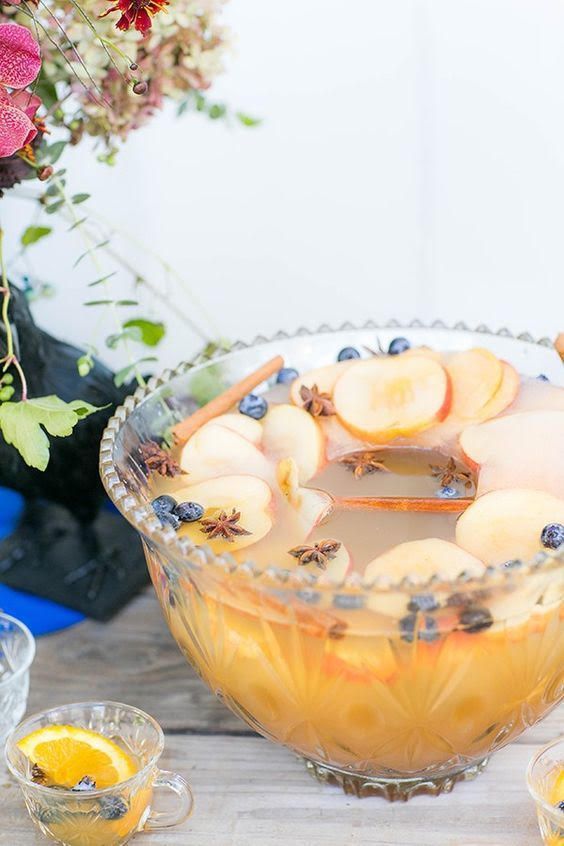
65,0,129,82
0,229,28,401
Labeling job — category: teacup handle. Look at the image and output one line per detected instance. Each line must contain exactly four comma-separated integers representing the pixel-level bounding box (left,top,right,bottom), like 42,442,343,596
144,769,194,830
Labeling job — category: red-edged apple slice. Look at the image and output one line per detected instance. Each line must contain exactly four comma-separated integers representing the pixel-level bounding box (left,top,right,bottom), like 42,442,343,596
365,538,485,583
289,361,354,407
460,411,564,498
456,488,564,564
446,348,504,419
175,474,273,553
180,424,272,483
474,361,519,420
206,413,263,445
276,457,332,530
262,403,324,483
332,355,451,442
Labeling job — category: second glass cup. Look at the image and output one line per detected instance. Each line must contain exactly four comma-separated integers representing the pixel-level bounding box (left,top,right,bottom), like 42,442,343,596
5,701,193,846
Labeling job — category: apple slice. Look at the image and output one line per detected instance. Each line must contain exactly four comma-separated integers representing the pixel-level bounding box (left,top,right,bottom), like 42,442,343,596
289,361,354,407
174,474,273,553
455,488,564,565
460,410,564,498
332,355,451,442
365,538,485,583
446,348,504,420
276,457,332,530
180,424,272,483
206,413,263,445
473,361,519,421
262,403,324,483
505,376,564,415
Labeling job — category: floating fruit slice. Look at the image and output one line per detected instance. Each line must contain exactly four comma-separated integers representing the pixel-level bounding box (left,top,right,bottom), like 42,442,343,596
455,488,564,565
174,474,273,553
473,361,519,421
460,411,564,498
206,413,263,445
332,355,451,442
506,376,564,415
17,725,136,789
180,424,271,483
262,403,324,482
289,362,354,407
365,538,485,583
276,457,332,530
549,770,564,805
446,348,504,420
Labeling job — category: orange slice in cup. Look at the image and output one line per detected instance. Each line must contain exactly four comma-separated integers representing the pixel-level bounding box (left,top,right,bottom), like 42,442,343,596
17,725,136,789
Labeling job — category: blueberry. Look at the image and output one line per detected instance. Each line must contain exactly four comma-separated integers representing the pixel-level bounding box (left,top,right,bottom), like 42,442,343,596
296,589,321,605
407,593,439,613
436,486,459,499
276,367,299,384
333,594,365,610
174,501,204,523
151,495,177,520
388,337,411,355
540,523,564,550
99,796,129,821
459,606,493,634
72,776,96,792
337,347,361,362
537,374,550,382
238,393,268,420
557,800,564,812
399,613,438,642
162,512,181,531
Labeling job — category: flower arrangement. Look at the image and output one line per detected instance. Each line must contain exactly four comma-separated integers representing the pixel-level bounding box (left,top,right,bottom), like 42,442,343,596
0,0,249,469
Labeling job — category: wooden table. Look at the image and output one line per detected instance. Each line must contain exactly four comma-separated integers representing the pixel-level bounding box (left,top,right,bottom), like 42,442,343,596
1,589,561,845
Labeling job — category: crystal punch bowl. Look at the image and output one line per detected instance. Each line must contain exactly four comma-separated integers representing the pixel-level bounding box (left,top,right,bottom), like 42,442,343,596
100,324,564,800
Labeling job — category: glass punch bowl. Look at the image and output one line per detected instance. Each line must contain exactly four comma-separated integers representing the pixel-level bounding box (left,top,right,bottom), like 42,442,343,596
100,322,564,800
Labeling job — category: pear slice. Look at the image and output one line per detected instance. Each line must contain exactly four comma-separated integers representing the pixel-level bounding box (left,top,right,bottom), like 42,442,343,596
365,538,485,583
206,413,263,445
262,403,324,483
180,424,272,483
174,474,273,553
332,355,451,442
456,488,564,565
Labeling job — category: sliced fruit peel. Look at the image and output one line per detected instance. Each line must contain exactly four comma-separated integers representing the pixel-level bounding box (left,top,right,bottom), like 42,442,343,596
365,538,485,583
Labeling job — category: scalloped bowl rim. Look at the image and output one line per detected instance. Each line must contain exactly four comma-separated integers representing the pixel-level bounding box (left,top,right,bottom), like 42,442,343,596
99,319,564,593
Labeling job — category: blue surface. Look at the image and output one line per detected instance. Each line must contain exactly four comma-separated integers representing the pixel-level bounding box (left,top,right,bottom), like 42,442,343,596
0,487,84,636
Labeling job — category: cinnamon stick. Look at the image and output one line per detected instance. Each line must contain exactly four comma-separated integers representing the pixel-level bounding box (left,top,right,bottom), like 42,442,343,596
335,496,473,513
172,354,284,443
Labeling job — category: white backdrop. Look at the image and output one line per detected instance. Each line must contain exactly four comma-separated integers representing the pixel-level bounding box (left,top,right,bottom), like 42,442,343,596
5,0,564,370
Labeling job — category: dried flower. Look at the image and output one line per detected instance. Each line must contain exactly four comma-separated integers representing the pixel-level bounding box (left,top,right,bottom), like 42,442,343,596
288,539,341,570
37,165,53,181
139,440,182,477
200,508,251,541
339,451,389,479
299,383,335,418
31,763,47,784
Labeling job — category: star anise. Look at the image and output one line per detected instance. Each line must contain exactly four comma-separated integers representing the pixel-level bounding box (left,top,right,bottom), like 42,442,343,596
200,509,252,541
429,456,473,489
339,451,390,479
288,539,341,570
31,763,47,784
139,440,182,478
299,383,335,417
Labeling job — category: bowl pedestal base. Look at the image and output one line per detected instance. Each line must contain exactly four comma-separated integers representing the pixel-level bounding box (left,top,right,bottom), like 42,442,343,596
302,756,489,801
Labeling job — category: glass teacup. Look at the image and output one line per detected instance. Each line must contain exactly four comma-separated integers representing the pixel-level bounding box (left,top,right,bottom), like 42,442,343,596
0,611,35,745
5,701,193,846
527,738,564,846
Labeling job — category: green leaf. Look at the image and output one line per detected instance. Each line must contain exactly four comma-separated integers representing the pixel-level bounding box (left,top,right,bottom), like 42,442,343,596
34,76,58,109
45,141,66,164
84,299,114,306
236,112,262,128
208,103,227,120
122,318,165,347
0,396,102,471
45,200,64,215
88,272,117,287
74,240,110,267
21,226,52,247
189,365,226,406
115,299,138,307
72,193,90,205
68,217,87,232
114,357,157,387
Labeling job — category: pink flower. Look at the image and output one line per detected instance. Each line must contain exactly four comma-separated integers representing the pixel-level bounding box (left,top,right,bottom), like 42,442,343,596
0,23,42,158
